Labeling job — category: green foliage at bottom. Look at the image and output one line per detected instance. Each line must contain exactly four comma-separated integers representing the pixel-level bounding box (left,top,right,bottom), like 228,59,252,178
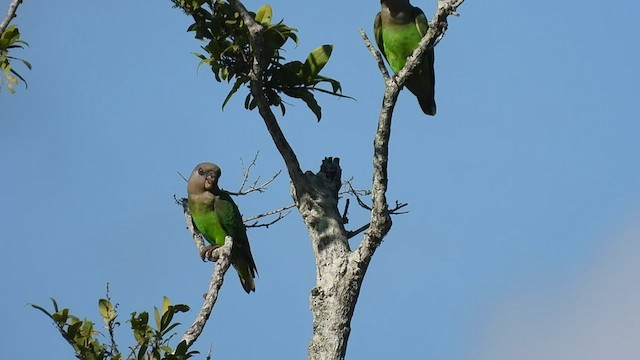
31,296,197,360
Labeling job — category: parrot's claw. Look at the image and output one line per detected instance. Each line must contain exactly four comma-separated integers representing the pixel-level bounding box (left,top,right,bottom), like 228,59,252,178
390,74,401,88
200,245,221,261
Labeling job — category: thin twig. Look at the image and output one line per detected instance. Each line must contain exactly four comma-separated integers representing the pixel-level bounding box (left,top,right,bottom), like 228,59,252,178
347,223,370,239
105,284,119,356
0,0,22,34
243,203,295,222
359,30,390,83
237,152,260,192
339,178,371,197
346,201,408,239
245,209,292,229
175,196,207,255
228,169,282,196
344,180,372,211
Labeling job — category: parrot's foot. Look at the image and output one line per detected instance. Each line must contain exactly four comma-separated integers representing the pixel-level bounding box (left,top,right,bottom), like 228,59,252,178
200,245,221,261
391,74,401,88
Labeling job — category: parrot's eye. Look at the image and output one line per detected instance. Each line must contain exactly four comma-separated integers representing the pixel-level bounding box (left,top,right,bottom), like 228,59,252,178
198,168,204,176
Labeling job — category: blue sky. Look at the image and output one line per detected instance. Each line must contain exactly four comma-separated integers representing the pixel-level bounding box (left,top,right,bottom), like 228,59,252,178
2,0,640,359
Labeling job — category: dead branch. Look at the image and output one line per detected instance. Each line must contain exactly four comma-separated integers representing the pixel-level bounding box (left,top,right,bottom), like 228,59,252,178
175,196,207,255
244,203,295,228
346,200,408,239
245,209,292,229
228,153,282,196
237,152,259,192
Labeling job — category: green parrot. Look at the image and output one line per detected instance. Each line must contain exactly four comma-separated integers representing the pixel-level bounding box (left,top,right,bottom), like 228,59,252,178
187,162,257,293
374,0,436,115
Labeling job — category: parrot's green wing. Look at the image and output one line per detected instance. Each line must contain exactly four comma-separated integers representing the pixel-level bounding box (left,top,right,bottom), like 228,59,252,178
414,7,428,37
374,12,385,59
406,6,436,115
214,192,257,293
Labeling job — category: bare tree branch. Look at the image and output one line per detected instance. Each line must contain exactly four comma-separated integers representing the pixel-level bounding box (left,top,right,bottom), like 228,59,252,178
180,235,233,348
244,203,295,228
228,153,282,196
343,179,373,211
177,171,188,183
359,31,390,84
0,0,22,34
245,209,292,229
346,200,408,239
176,196,207,255
237,152,260,193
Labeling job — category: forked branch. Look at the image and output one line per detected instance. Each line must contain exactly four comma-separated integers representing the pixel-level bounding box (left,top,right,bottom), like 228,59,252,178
230,152,283,196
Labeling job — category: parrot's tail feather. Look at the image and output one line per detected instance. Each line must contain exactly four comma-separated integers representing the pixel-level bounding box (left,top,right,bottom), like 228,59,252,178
233,261,256,293
417,96,437,116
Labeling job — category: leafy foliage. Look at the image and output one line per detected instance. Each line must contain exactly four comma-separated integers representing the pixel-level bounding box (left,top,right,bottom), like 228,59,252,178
172,1,350,121
0,25,31,93
31,296,198,360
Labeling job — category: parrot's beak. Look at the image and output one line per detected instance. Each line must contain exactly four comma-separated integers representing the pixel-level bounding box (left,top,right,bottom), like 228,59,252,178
204,171,216,190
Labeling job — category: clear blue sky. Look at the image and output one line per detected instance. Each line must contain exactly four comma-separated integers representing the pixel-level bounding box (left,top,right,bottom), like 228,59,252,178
2,0,640,359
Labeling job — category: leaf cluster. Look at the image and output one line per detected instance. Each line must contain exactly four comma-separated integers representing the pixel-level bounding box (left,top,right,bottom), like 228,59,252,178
0,25,30,93
32,297,197,360
172,1,349,121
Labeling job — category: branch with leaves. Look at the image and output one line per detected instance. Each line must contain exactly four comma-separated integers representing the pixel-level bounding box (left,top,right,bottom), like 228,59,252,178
31,294,197,360
172,0,350,121
0,0,30,93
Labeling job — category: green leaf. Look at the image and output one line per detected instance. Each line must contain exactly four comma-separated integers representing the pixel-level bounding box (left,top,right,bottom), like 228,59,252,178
160,308,175,331
301,45,333,82
161,322,181,336
30,303,53,319
52,308,69,323
314,75,343,94
173,304,190,313
222,78,245,109
98,299,115,324
283,89,322,121
51,298,60,313
254,4,272,26
162,296,171,316
66,321,83,339
153,306,161,330
137,343,147,360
